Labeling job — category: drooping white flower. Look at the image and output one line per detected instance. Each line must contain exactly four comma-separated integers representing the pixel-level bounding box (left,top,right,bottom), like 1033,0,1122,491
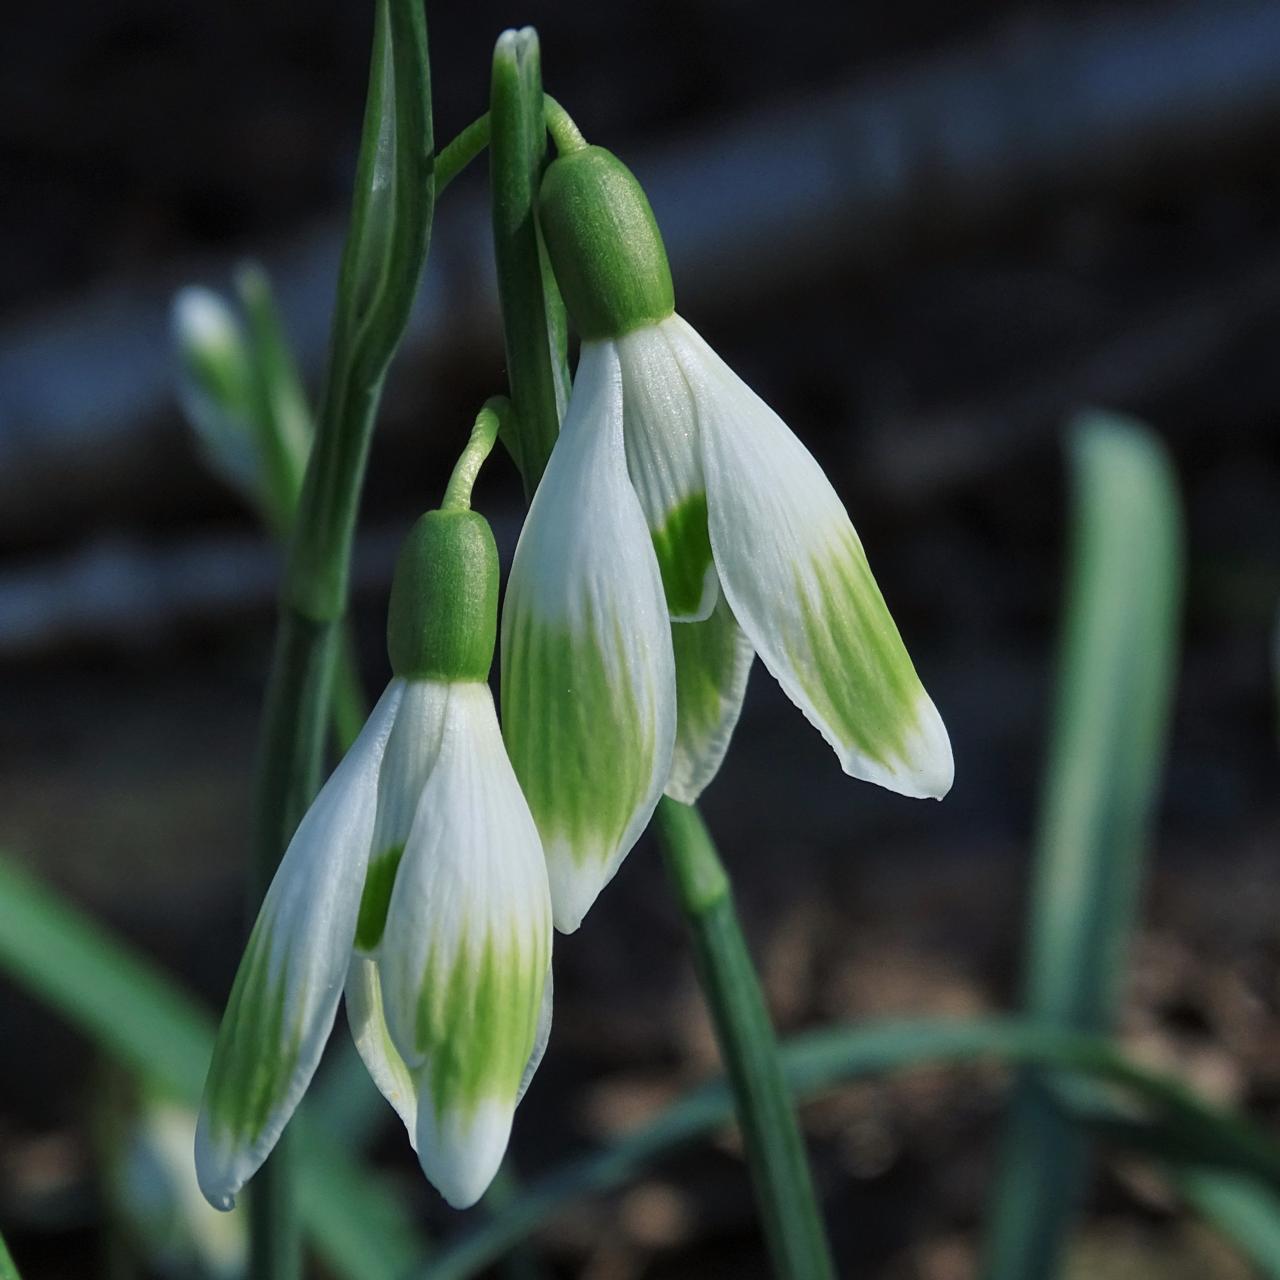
196,508,552,1212
501,144,953,932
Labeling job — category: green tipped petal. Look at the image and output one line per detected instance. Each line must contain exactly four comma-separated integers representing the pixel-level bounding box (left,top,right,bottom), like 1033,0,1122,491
665,315,953,799
378,683,552,1208
668,591,754,803
345,956,418,1146
501,341,676,931
354,680,451,954
195,681,404,1210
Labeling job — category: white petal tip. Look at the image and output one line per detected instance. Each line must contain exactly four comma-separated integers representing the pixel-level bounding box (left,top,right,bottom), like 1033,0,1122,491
417,1100,513,1210
546,860,604,935
194,1113,255,1214
839,701,952,798
839,695,954,800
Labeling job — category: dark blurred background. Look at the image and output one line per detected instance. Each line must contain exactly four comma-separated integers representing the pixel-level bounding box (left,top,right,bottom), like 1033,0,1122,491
3,1,1280,1276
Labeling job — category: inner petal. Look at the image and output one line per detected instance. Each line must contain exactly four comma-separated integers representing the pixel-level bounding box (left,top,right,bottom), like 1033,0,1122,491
617,320,717,621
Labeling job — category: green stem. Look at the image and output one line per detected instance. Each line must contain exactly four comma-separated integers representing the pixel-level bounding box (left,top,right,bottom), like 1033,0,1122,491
435,113,492,194
243,0,433,1276
490,29,571,496
432,92,588,197
441,398,507,511
655,798,836,1280
543,94,587,154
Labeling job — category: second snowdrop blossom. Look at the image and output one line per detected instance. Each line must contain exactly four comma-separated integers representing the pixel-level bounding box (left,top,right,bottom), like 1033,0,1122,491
502,142,953,934
196,440,553,1212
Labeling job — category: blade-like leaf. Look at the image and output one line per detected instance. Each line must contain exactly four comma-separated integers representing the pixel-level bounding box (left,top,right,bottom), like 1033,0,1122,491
982,413,1184,1279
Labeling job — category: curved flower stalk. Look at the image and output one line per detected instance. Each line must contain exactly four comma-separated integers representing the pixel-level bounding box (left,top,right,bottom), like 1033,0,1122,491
503,141,953,932
197,414,553,1212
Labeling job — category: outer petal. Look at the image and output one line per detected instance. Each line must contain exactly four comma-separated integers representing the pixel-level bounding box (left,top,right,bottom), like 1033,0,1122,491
379,683,553,1209
501,340,676,932
345,956,417,1148
616,320,717,621
195,680,405,1210
354,680,451,953
667,588,755,803
667,316,954,799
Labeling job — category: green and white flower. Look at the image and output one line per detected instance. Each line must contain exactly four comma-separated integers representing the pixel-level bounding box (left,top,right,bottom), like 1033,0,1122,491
196,508,552,1212
502,144,953,931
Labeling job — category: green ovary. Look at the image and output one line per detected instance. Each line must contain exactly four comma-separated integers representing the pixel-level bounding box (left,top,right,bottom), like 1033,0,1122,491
791,528,926,767
651,493,714,618
355,845,404,952
503,610,656,865
204,917,302,1145
415,925,548,1121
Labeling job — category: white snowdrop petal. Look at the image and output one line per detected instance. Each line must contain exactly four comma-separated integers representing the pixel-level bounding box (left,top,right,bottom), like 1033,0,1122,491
501,341,676,932
667,589,754,804
378,683,552,1206
354,679,451,954
345,955,418,1149
616,319,717,621
195,680,404,1210
668,316,954,799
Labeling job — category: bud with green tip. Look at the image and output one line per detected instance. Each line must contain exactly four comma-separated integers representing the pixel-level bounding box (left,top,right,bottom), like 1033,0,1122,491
172,286,261,504
171,269,313,533
197,407,552,1212
502,138,953,932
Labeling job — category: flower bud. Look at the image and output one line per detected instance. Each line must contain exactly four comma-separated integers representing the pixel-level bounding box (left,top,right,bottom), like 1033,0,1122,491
538,146,675,340
386,510,499,682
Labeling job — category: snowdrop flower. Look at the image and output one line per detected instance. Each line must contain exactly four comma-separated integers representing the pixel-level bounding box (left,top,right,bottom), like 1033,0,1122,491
502,144,952,933
197,444,553,1211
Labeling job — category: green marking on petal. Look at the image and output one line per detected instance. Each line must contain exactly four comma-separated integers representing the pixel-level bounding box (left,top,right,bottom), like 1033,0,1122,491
790,527,926,767
669,594,751,800
415,922,549,1121
673,606,739,752
203,917,302,1146
355,845,405,952
650,492,713,618
503,609,656,865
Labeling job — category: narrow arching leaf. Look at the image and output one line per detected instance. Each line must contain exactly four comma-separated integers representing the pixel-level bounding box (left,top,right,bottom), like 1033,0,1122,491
426,1015,1280,1280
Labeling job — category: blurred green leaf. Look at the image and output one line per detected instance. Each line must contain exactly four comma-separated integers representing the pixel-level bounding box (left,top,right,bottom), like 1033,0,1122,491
0,1228,20,1280
982,413,1184,1279
1179,1168,1280,1279
234,265,314,535
428,1016,1278,1279
172,286,262,508
0,854,427,1280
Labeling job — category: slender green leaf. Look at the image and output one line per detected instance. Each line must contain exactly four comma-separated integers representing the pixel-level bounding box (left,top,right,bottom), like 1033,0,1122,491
655,799,835,1280
428,1016,1280,1280
0,1228,20,1280
490,27,569,497
1178,1168,1280,1279
982,413,1183,1279
0,854,428,1280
